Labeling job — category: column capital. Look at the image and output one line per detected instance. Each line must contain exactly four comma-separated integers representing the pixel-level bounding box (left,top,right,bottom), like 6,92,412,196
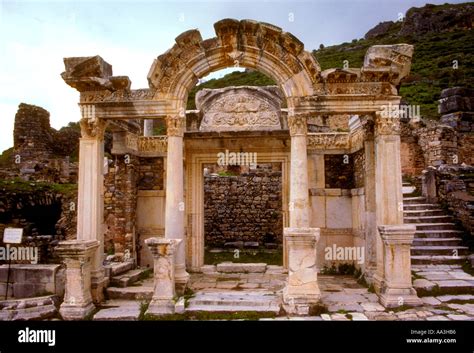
375,111,400,137
287,113,308,136
378,224,416,245
166,115,186,137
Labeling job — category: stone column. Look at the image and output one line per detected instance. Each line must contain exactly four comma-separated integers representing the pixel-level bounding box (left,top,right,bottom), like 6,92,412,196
283,228,321,314
361,118,377,279
372,111,411,301
56,240,99,320
77,109,108,303
144,119,154,137
164,114,189,292
283,112,320,314
378,225,422,307
145,238,180,315
288,113,310,228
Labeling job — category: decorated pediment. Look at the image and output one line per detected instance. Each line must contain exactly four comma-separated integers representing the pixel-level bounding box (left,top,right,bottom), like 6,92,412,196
196,86,283,132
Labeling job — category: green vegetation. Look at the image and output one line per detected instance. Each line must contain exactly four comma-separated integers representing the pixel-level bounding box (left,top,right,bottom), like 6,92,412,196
142,310,277,321
313,27,474,119
204,249,282,266
0,178,77,195
0,147,14,168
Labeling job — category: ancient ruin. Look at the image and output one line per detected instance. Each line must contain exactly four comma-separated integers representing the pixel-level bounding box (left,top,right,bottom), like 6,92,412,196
1,17,473,322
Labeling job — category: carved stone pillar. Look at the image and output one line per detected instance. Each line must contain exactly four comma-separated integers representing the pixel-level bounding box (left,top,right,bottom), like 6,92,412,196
372,111,405,294
283,228,321,314
283,113,320,314
56,240,99,320
288,113,310,228
378,225,422,307
164,114,189,292
145,238,180,315
77,107,108,303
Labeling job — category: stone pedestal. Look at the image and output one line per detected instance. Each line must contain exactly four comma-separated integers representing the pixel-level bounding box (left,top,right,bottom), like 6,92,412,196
283,228,321,313
378,225,422,308
145,238,180,316
56,240,99,320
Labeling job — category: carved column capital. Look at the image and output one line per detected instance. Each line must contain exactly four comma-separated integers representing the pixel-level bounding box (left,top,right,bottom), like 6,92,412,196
287,113,307,136
375,111,400,137
166,115,186,137
79,104,107,139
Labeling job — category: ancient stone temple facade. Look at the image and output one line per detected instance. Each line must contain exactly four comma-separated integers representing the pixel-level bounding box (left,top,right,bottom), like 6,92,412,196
57,19,420,318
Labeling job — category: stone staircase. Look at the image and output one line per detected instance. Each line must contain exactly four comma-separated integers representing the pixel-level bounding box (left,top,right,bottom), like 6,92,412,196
403,184,474,297
403,195,469,265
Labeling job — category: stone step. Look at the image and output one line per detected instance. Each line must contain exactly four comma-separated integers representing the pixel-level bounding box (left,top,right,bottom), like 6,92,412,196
411,255,468,265
404,203,441,210
216,262,267,273
403,197,426,204
403,209,444,217
402,186,416,194
186,291,280,314
104,260,135,278
411,246,469,256
93,300,141,321
413,223,458,231
404,215,453,223
415,230,464,238
417,281,474,296
106,286,153,301
110,268,151,288
413,238,463,246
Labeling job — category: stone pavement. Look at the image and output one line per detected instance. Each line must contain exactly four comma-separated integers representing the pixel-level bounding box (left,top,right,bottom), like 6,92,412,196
91,265,474,320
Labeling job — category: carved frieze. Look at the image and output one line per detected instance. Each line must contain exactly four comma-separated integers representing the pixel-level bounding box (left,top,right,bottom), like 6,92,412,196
198,86,283,132
125,133,168,153
307,133,350,150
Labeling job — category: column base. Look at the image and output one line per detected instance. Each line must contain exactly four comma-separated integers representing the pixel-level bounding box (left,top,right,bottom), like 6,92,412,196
175,264,189,296
379,287,422,308
146,299,176,316
60,302,96,321
283,288,321,316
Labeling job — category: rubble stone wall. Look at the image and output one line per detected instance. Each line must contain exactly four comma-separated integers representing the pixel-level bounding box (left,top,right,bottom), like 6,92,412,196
204,169,283,247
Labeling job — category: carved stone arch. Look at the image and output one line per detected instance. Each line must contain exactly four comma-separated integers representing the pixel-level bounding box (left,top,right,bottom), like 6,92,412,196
147,19,321,110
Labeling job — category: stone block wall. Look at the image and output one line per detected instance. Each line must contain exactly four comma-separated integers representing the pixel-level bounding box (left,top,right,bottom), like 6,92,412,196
324,154,354,189
138,157,164,190
104,155,139,257
204,168,282,247
423,165,474,237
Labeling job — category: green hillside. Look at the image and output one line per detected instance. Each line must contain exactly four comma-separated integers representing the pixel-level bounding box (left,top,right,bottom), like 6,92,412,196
187,2,474,119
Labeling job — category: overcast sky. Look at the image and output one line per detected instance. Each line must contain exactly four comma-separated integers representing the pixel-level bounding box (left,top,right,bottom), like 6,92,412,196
0,0,466,152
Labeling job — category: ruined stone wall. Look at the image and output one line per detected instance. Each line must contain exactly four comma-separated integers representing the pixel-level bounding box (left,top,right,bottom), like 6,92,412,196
204,169,282,247
137,157,164,190
104,155,138,257
11,103,80,183
324,155,354,189
400,120,425,176
424,165,474,237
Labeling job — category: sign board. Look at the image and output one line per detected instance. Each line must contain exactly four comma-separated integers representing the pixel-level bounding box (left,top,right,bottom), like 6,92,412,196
3,228,23,244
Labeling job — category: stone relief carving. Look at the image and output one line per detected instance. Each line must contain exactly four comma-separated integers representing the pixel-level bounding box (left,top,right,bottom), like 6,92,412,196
307,133,350,150
287,114,308,136
198,86,282,132
79,104,108,138
125,133,168,153
375,114,401,136
166,115,186,136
